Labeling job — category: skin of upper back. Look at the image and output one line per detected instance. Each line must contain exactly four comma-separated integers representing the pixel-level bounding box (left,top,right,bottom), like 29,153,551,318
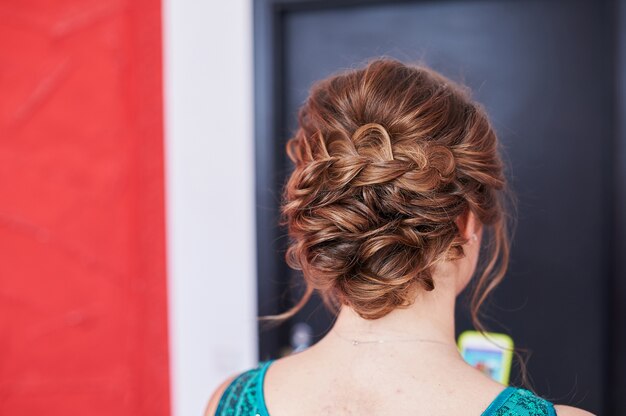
206,334,596,415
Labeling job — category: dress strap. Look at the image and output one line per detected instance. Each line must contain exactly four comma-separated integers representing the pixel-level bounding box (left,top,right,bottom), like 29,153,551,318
214,360,275,416
482,386,557,416
255,359,275,416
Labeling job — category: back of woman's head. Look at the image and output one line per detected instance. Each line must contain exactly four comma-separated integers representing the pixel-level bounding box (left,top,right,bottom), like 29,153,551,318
278,57,511,325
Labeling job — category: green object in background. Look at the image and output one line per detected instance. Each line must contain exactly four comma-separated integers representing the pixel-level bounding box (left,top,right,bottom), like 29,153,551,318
458,330,514,385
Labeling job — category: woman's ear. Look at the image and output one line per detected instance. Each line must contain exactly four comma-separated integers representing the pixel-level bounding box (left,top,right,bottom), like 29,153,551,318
455,208,479,241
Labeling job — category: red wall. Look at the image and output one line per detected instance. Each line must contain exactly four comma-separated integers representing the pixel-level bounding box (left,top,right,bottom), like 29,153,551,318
0,1,170,414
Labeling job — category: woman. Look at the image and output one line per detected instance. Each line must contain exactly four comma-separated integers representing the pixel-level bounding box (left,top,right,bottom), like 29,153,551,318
206,58,593,415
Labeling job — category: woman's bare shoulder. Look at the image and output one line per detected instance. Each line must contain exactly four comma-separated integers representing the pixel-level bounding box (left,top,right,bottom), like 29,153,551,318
203,374,238,416
554,404,596,416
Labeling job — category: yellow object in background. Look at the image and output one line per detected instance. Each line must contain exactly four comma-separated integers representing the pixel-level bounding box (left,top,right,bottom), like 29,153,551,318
458,331,514,385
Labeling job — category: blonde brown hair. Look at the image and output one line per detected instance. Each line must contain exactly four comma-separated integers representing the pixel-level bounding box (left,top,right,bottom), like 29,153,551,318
265,57,512,333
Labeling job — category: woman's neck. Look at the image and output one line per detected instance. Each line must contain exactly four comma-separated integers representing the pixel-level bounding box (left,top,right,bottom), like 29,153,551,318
308,272,461,361
330,277,457,345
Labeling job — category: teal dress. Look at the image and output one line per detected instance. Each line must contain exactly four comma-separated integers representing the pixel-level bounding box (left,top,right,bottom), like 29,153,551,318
215,360,557,416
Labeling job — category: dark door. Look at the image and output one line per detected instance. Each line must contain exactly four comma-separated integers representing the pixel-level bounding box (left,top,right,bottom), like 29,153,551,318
254,1,626,414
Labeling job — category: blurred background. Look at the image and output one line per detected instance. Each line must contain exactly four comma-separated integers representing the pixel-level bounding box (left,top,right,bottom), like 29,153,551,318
1,0,625,415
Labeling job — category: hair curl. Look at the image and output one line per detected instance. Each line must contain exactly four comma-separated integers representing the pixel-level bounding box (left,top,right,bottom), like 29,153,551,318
266,57,512,327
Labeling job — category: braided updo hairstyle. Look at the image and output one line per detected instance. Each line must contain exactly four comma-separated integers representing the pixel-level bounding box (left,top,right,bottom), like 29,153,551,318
273,58,511,327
